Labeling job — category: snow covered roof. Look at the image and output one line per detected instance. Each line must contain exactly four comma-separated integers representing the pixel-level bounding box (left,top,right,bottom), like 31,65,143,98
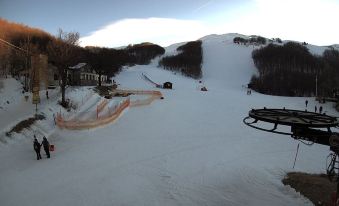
69,63,87,70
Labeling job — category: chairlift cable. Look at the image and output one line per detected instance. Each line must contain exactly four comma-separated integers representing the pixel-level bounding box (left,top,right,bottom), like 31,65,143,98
0,37,30,54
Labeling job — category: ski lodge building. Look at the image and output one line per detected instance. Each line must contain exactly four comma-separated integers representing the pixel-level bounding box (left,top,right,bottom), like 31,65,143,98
67,63,107,86
48,63,108,87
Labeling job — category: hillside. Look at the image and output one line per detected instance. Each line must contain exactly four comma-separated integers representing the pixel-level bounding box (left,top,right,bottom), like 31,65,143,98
0,33,338,206
251,41,339,97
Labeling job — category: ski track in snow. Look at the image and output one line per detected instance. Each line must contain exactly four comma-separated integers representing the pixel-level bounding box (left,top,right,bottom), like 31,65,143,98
0,34,338,206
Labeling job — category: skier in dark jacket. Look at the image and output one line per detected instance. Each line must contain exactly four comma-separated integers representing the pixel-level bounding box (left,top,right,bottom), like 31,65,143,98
41,136,50,158
33,136,42,160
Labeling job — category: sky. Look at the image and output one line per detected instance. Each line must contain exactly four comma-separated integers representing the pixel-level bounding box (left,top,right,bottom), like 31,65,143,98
1,0,339,47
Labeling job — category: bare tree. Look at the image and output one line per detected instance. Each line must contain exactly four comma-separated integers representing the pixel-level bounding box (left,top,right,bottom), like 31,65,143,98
0,44,10,76
19,35,41,91
86,47,114,86
47,29,80,106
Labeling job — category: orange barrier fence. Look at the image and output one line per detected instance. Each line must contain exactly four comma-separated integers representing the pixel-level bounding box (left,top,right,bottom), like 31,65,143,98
112,89,162,97
63,91,95,119
130,95,161,107
112,89,162,107
56,98,130,130
56,89,162,130
96,99,108,118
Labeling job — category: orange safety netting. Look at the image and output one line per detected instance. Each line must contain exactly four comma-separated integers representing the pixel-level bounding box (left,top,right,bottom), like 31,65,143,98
56,98,130,130
112,89,162,107
96,99,108,118
56,89,163,130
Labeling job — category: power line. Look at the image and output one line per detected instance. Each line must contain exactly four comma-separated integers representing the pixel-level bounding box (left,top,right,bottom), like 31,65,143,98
0,37,30,54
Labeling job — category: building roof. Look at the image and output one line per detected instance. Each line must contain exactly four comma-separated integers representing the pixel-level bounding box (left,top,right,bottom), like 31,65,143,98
69,63,87,70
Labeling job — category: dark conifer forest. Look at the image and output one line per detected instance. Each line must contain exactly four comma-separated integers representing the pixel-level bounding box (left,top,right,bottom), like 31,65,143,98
158,40,203,79
124,42,165,65
250,42,339,97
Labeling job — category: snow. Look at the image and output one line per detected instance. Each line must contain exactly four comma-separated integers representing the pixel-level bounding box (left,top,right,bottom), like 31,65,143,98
0,77,60,142
69,62,87,69
1,33,338,206
200,34,258,90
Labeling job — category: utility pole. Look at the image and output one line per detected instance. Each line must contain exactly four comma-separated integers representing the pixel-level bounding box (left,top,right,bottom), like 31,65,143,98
31,55,40,116
315,74,318,97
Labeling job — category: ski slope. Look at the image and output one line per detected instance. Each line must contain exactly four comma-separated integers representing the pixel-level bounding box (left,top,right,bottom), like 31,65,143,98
0,34,338,206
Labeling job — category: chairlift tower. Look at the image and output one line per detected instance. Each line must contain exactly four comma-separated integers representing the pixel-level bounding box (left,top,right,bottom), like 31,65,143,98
0,38,48,113
243,108,339,202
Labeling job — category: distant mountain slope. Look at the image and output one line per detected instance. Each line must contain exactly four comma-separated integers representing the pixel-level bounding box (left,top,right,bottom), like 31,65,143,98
160,33,338,93
198,34,259,90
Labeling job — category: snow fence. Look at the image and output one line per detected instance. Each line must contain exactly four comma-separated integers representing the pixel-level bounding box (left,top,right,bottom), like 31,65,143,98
56,98,130,129
62,90,95,120
96,99,108,118
56,90,163,130
111,89,163,107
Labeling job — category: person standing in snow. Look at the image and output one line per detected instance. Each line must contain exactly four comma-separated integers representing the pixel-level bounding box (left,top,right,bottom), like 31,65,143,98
41,136,50,158
305,100,308,108
33,136,42,160
315,106,317,113
319,106,323,114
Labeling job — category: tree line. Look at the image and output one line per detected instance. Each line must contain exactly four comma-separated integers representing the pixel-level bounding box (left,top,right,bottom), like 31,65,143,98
125,42,165,65
0,18,164,106
158,40,203,79
250,42,339,97
0,18,53,74
233,36,267,45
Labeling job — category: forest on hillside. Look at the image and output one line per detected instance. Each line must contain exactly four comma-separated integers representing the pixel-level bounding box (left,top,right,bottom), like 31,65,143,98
0,18,53,73
125,42,165,65
233,36,268,45
250,42,339,97
0,18,164,80
0,18,165,106
158,40,203,79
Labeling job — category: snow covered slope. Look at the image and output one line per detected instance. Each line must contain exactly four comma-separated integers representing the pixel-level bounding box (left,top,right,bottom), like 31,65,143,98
199,33,258,90
0,34,338,206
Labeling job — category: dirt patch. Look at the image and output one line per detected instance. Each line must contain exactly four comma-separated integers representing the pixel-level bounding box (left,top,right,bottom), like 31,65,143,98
112,92,132,97
94,86,114,97
94,86,129,99
6,114,45,137
283,172,337,206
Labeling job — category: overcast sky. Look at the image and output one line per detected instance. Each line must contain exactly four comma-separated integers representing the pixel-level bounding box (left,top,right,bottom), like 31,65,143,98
1,0,338,47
